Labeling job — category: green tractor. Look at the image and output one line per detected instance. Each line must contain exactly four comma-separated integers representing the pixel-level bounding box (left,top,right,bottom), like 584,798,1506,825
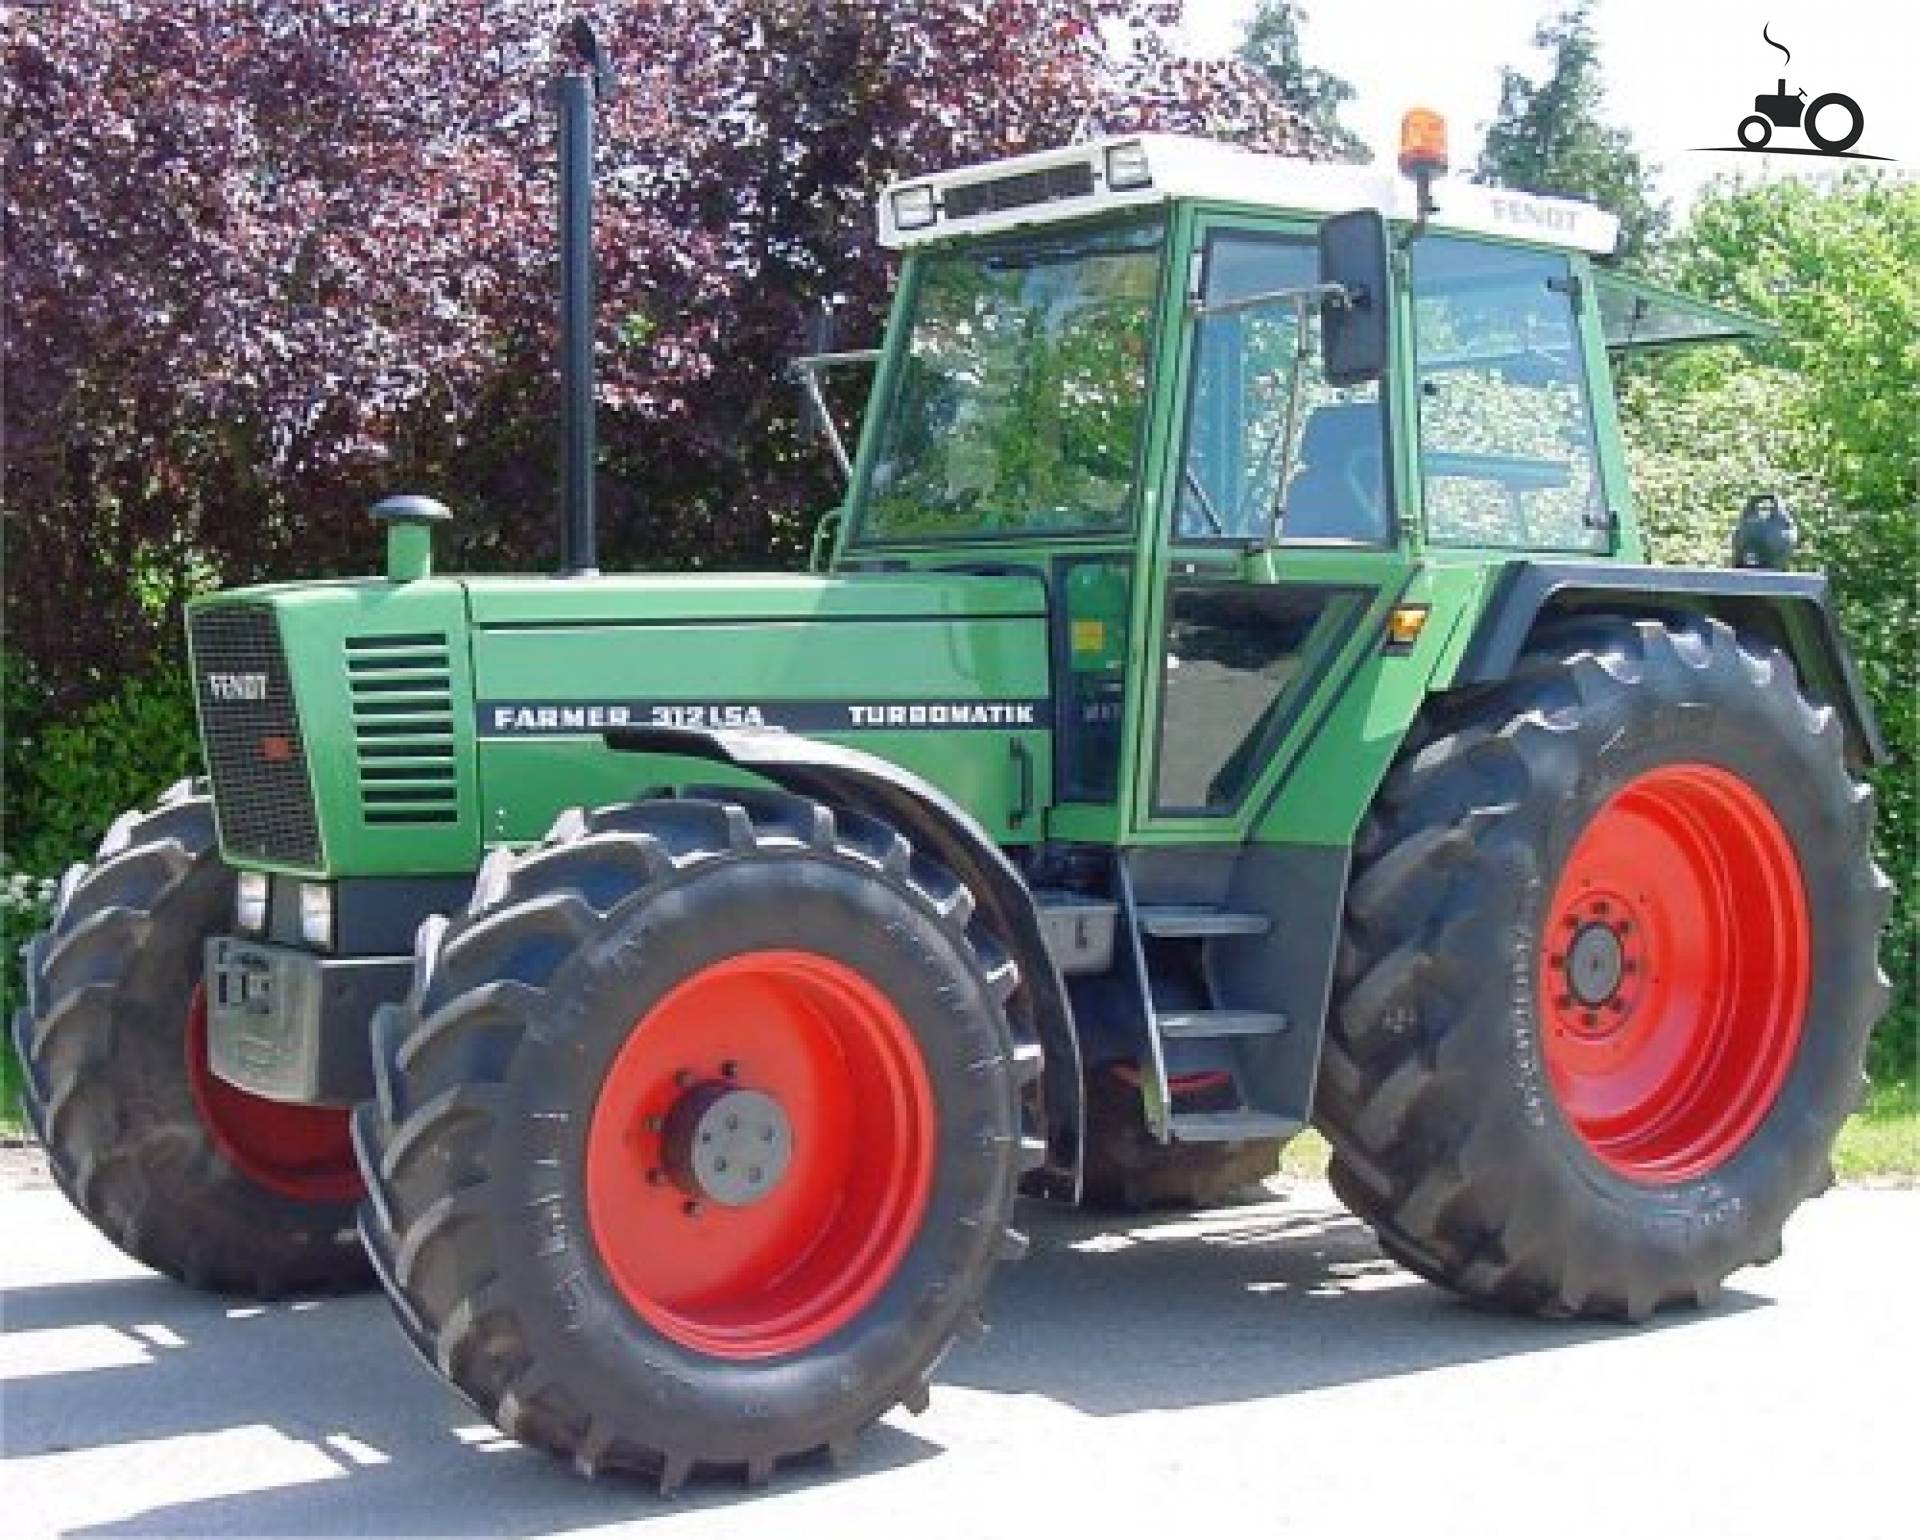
14,43,1890,1492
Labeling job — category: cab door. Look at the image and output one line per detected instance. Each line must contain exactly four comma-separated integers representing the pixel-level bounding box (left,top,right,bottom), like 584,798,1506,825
1128,212,1411,840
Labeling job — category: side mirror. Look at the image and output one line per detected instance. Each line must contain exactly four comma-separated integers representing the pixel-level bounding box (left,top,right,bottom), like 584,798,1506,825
1318,209,1390,387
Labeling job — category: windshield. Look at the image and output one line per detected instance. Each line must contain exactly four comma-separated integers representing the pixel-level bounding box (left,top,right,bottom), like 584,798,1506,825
856,220,1165,543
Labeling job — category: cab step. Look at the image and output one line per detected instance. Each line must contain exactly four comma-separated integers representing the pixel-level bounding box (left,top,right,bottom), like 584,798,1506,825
1168,1109,1301,1142
1156,1009,1289,1040
1134,905,1271,939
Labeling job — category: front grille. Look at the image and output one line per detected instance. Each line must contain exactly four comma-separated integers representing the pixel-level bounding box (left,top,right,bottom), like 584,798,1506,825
347,633,458,826
190,604,323,867
943,161,1095,220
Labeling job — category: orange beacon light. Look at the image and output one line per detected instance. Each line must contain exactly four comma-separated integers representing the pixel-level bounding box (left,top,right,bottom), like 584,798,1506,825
1398,108,1448,223
1398,107,1450,177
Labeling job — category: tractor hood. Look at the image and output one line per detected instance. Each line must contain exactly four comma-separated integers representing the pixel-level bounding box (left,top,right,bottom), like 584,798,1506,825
459,570,1044,626
187,568,1054,878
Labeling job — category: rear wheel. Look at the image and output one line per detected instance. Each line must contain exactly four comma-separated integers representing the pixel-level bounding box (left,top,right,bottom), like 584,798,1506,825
10,781,366,1295
354,789,1041,1488
1316,620,1889,1319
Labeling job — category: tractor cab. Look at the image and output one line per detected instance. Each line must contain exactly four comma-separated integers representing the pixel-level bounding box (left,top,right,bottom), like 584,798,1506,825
818,129,1645,844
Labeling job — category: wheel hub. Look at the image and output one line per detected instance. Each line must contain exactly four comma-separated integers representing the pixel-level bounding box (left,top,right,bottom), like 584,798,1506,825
1547,889,1645,1036
662,1083,793,1207
1565,922,1625,1006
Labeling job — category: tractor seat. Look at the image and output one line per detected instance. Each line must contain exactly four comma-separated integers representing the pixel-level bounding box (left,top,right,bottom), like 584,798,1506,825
1281,403,1387,542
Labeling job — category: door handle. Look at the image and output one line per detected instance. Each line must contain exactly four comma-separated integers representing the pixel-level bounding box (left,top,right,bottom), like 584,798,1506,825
1008,740,1034,829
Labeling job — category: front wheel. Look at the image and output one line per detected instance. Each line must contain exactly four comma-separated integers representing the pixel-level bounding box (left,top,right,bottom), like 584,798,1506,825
11,781,366,1295
1316,620,1889,1320
353,790,1041,1488
1737,113,1773,149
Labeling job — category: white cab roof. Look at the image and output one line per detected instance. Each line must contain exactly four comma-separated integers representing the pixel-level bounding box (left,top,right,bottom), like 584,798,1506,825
878,133,1621,256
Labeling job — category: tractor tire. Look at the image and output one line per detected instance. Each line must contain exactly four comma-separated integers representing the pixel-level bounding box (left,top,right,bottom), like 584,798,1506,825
1081,1063,1283,1210
353,788,1041,1489
10,780,367,1296
1315,619,1889,1321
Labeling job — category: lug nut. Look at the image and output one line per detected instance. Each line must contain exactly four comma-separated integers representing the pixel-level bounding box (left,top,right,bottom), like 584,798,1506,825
721,1060,740,1080
675,1069,696,1089
646,1168,666,1186
644,1115,663,1133
682,1200,702,1218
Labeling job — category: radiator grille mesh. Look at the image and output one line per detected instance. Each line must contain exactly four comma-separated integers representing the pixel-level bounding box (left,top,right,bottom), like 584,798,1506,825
189,605,322,867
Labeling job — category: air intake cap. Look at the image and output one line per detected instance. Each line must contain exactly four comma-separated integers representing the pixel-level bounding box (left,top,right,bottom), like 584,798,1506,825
371,494,451,582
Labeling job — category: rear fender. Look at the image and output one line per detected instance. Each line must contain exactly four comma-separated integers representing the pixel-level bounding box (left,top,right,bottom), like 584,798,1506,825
606,724,1084,1199
1451,562,1887,768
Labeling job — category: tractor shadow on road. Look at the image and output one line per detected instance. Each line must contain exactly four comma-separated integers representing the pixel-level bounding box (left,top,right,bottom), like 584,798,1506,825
4,1183,1766,1534
944,1188,1764,1416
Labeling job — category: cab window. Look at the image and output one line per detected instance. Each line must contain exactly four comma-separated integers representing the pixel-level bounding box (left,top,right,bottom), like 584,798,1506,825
1177,232,1388,545
1411,237,1610,551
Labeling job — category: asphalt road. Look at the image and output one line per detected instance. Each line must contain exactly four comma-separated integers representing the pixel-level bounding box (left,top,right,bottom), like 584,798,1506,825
4,1153,1914,1539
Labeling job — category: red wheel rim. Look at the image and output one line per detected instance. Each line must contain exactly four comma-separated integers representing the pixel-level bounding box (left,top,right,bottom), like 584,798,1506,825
1539,763,1810,1185
184,984,362,1203
585,950,935,1359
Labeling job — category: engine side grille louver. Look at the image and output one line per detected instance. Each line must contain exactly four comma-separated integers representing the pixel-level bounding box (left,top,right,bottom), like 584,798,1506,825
347,633,458,826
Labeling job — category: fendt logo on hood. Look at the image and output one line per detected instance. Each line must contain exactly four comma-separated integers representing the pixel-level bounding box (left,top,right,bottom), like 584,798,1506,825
206,671,270,703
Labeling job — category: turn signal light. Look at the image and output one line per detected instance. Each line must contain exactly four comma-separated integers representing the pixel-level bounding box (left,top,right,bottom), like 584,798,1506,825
1398,108,1449,178
1386,604,1431,651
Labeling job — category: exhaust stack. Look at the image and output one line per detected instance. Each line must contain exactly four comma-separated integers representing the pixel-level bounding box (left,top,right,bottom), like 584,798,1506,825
555,19,612,577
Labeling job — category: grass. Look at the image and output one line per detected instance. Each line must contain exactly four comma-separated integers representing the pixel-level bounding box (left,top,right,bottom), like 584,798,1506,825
1,1047,23,1142
1833,1079,1919,1183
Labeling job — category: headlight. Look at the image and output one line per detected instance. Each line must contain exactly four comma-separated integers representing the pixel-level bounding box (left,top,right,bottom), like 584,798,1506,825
298,881,334,949
891,185,937,231
235,872,268,934
1104,141,1153,191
